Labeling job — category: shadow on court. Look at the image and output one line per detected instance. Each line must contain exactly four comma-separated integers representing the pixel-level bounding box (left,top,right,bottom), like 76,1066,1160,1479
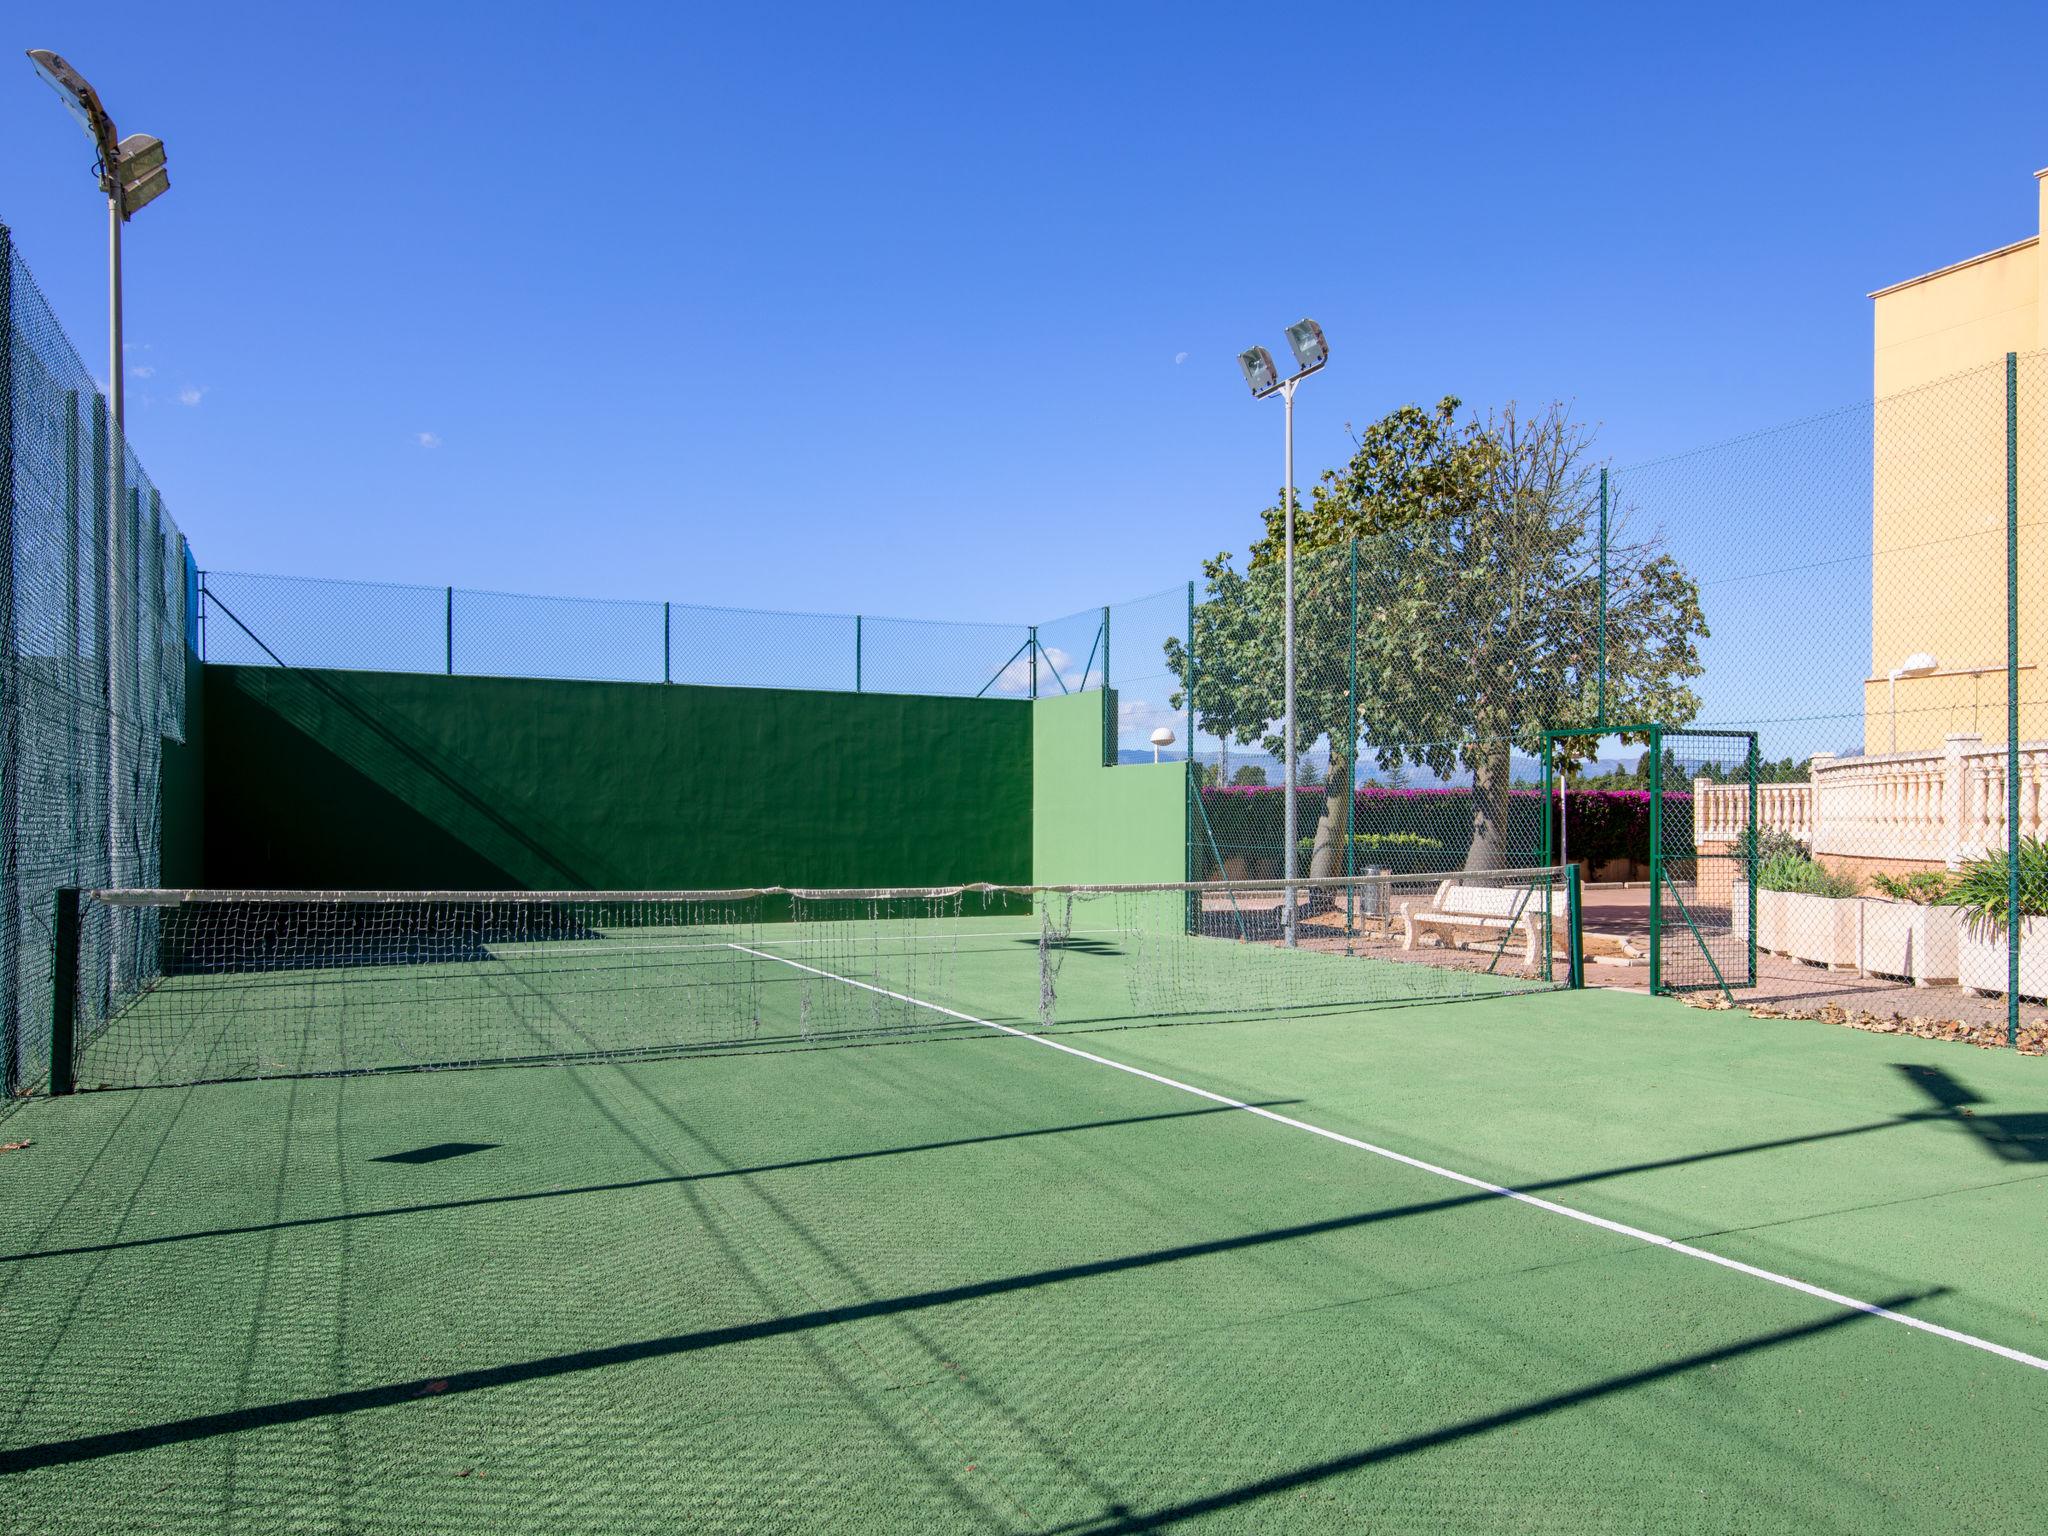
1036,1291,1937,1534
1894,1062,2048,1163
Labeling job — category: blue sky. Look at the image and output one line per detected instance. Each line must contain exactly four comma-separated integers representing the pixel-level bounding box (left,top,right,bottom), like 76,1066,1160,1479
5,0,2046,646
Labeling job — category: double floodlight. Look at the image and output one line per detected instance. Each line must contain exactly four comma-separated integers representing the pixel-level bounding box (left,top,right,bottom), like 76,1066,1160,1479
26,49,170,219
1237,317,1329,398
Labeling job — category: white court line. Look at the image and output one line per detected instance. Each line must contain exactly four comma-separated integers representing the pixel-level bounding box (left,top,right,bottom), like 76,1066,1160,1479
728,943,2048,1375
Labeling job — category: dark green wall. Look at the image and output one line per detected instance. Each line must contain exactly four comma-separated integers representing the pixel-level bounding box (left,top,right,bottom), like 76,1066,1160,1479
202,665,1032,891
158,647,206,886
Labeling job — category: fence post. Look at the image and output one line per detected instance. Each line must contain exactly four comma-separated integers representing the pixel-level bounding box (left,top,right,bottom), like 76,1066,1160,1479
2006,351,2020,1048
444,586,454,674
1029,624,1038,700
1100,605,1113,766
1566,863,1585,989
1597,466,1609,729
1647,727,1664,995
1347,540,1358,878
50,888,79,1096
663,601,671,684
1185,582,1196,883
0,227,15,1093
855,615,862,693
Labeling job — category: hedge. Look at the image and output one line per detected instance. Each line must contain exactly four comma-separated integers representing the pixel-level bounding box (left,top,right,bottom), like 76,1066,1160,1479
1193,785,1693,876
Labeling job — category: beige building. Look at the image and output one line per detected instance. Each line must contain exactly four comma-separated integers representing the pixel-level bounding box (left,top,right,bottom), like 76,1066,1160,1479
1866,169,2046,750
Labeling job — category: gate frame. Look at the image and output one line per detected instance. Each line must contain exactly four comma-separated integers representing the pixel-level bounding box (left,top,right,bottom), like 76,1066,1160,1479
1540,724,1758,1002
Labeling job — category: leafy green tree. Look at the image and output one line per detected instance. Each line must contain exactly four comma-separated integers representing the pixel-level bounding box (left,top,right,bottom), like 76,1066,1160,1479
1170,399,1708,872
1230,764,1267,787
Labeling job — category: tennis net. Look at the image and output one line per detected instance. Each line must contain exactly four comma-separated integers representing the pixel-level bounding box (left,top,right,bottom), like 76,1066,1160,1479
50,868,1578,1090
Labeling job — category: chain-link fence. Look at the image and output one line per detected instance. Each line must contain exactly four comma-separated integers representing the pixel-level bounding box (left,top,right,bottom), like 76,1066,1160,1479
1158,362,2042,1047
7,203,2043,1071
199,569,1052,700
1,224,191,1097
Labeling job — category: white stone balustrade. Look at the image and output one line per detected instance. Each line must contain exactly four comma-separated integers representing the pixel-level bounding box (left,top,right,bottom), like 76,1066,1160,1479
1693,734,2048,867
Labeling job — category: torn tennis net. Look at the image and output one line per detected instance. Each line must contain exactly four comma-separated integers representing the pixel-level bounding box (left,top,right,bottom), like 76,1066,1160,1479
53,869,1576,1089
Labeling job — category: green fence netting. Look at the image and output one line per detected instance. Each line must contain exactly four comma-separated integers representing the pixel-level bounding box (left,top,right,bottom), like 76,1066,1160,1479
1,224,191,1097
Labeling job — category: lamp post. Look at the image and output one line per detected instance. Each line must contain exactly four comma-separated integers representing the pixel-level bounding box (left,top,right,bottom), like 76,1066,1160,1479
1237,319,1328,947
1149,726,1175,764
26,50,171,891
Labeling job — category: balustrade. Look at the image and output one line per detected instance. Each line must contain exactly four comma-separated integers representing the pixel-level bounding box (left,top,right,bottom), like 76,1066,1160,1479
1692,734,2048,867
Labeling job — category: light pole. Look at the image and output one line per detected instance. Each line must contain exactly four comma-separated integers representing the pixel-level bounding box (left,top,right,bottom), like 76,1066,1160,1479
26,50,171,891
1237,319,1328,947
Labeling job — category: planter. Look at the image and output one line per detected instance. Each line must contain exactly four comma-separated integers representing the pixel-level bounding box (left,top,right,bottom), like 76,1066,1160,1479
1855,899,1961,987
1756,887,1788,954
1957,914,2048,1000
1781,891,1861,969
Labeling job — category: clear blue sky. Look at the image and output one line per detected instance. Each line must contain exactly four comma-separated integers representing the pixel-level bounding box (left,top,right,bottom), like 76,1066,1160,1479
6,0,2047,635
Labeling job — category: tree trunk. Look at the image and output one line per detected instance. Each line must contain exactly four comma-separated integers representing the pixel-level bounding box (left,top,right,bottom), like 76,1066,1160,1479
1308,752,1349,880
1466,744,1513,872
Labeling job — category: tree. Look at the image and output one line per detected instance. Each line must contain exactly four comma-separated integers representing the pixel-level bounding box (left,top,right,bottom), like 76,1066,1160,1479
1170,398,1707,872
1230,764,1267,787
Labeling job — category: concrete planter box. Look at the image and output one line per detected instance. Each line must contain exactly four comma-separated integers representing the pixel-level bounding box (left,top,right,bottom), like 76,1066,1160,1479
1780,891,1861,969
1958,915,2048,1001
1756,888,1788,953
1855,899,1961,987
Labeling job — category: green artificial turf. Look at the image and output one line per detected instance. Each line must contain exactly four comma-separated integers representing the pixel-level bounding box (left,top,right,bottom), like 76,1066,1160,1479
3,976,2044,1532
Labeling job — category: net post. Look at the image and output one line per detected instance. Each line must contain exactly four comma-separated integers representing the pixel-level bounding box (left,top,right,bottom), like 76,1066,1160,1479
855,614,863,693
2006,351,2020,1048
663,601,671,684
444,586,454,675
1029,624,1039,700
50,888,80,1096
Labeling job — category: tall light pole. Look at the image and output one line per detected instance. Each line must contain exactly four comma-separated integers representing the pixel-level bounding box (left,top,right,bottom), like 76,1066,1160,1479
26,50,172,892
1238,319,1328,947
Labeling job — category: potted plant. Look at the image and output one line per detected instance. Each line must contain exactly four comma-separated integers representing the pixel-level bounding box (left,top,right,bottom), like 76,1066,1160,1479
1745,829,1805,955
1942,838,2048,1000
1860,871,1960,986
1757,848,1862,968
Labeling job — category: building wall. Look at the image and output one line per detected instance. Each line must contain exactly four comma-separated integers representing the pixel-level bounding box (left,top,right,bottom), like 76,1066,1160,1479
202,664,1033,891
1866,170,2048,750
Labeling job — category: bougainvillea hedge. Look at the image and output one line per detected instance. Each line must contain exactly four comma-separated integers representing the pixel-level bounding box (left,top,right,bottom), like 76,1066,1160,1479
1194,785,1692,876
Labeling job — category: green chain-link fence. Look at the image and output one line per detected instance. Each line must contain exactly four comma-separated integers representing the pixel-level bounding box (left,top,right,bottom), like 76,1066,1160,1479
1,224,191,1097
1162,361,2041,1046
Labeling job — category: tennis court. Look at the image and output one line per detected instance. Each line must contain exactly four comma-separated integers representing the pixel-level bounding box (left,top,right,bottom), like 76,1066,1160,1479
3,881,2044,1533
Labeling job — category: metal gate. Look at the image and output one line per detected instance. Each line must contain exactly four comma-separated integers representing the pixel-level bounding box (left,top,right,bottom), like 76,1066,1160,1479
1542,725,1756,1000
1652,729,1758,997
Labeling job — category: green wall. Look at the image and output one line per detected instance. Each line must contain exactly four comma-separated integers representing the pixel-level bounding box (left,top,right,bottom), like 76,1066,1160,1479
1032,690,1187,885
202,665,1032,891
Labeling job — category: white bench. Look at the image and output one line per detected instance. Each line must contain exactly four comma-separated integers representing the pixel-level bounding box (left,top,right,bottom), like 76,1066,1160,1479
1401,880,1568,966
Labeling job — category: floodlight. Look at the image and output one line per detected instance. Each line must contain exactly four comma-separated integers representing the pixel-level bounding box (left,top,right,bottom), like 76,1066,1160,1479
26,50,117,163
1233,315,1336,946
1238,346,1281,398
114,135,170,217
1284,318,1328,374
